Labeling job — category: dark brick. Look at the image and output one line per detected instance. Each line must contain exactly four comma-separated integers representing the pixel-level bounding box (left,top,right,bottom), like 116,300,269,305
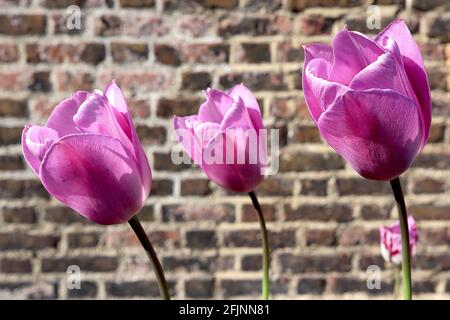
411,205,450,220
360,204,391,220
150,179,173,196
279,253,352,273
68,232,100,248
336,178,390,196
358,254,385,270
44,206,89,224
221,279,260,297
280,151,345,172
162,203,235,223
181,43,230,64
241,255,262,271
241,203,276,222
0,43,18,62
0,258,32,273
299,15,334,36
80,43,106,65
300,179,327,196
67,281,98,298
0,155,24,171
289,0,363,11
415,253,450,270
163,255,216,272
0,233,59,251
180,178,212,196
234,43,271,63
412,177,445,194
284,204,353,222
96,15,122,37
181,72,212,91
185,279,215,298
413,153,450,169
137,205,154,221
111,42,148,63
297,278,326,294
0,14,46,35
119,0,155,7
305,228,336,246
0,99,27,117
338,226,379,246
29,71,51,92
3,206,37,224
136,125,166,145
154,44,181,66
0,126,22,145
153,151,193,171
223,229,296,248
255,177,294,196
156,97,200,118
42,256,118,272
219,72,288,92
42,0,87,8
186,230,217,249
291,124,322,143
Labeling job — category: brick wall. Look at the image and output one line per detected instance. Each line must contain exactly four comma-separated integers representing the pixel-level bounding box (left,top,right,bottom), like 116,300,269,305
0,0,449,299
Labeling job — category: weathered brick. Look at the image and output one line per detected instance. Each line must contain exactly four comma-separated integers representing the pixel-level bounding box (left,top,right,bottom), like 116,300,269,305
29,71,51,92
180,178,212,196
154,44,181,66
415,253,450,270
0,155,24,170
119,0,155,7
42,0,87,8
280,151,345,172
297,277,326,294
224,229,296,248
360,204,390,220
181,72,212,91
44,206,89,224
2,206,37,224
56,71,94,91
413,153,450,169
279,253,352,273
180,43,230,64
67,281,98,298
163,255,215,272
156,97,200,118
0,14,46,35
219,72,288,92
68,232,100,248
162,203,235,222
186,230,217,249
42,256,118,272
300,179,327,196
106,281,175,297
185,278,215,298
111,42,148,63
425,12,450,40
136,125,166,145
411,205,450,220
0,43,18,62
241,203,276,222
0,99,27,117
305,228,336,246
255,177,294,196
0,258,32,273
336,178,391,196
0,233,59,251
412,177,445,194
219,16,292,38
241,254,262,271
289,0,364,11
299,15,334,36
284,204,353,222
234,43,271,63
151,179,173,196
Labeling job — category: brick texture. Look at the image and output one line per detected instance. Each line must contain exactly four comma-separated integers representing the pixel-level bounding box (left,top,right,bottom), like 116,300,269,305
0,0,449,300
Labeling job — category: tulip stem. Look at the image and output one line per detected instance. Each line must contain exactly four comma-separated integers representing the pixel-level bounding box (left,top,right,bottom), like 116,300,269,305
389,177,412,300
393,265,402,300
128,216,170,300
248,191,270,300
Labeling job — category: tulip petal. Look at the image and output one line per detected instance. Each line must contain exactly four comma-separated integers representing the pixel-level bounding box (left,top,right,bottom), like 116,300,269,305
330,28,384,85
303,58,350,122
46,94,86,137
303,43,333,67
104,80,151,195
318,89,423,181
219,98,254,131
173,115,202,163
375,19,425,71
202,129,264,192
198,89,234,123
350,38,417,99
104,80,132,139
22,125,58,175
40,134,145,225
227,83,261,114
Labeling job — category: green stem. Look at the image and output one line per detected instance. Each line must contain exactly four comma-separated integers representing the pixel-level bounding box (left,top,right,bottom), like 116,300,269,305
393,265,402,300
129,216,170,300
248,191,270,300
389,177,412,300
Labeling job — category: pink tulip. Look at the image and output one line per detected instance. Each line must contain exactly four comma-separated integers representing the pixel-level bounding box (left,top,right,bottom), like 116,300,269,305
380,216,418,265
22,81,151,225
302,20,431,180
173,84,266,193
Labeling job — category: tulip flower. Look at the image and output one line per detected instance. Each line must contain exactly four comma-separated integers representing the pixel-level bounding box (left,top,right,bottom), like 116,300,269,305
173,84,270,299
380,216,418,265
380,216,418,299
302,20,431,299
22,81,169,300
